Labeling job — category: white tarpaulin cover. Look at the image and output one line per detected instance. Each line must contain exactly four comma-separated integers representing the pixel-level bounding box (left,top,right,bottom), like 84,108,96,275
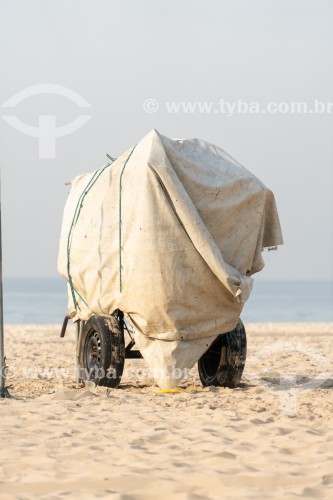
58,130,283,387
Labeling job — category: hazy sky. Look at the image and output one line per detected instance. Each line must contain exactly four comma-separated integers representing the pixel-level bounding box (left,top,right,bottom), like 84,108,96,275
0,0,332,280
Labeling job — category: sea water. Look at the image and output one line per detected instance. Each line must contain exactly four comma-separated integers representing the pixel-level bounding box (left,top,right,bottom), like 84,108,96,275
2,277,333,324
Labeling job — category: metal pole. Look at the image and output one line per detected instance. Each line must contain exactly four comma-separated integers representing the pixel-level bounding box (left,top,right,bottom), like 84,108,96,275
0,177,10,397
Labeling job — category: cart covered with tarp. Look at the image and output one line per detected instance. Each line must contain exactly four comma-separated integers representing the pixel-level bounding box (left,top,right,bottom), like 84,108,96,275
58,130,283,388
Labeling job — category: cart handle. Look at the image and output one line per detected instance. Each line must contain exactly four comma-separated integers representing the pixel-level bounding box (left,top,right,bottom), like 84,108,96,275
60,315,70,338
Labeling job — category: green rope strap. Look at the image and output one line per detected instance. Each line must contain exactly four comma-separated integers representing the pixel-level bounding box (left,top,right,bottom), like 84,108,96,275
66,282,88,308
66,161,113,311
119,145,137,292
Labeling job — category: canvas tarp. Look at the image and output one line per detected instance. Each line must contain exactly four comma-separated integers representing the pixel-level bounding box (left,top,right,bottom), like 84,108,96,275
58,129,283,387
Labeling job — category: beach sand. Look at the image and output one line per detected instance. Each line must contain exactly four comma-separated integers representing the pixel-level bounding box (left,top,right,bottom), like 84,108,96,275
0,323,332,499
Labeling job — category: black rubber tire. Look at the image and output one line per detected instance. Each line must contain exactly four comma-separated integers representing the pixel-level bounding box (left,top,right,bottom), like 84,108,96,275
78,314,125,388
198,320,247,388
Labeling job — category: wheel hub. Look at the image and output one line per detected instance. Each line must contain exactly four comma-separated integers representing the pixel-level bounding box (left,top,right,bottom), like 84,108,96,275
85,331,102,371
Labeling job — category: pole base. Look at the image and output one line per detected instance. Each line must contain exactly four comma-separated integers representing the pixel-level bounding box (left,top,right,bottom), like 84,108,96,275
0,386,11,398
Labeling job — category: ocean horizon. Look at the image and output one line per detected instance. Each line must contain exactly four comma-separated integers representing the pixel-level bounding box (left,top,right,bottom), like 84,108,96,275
2,277,333,324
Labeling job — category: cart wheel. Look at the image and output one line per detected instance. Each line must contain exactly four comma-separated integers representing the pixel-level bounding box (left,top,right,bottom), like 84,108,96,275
198,320,246,388
78,314,125,388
